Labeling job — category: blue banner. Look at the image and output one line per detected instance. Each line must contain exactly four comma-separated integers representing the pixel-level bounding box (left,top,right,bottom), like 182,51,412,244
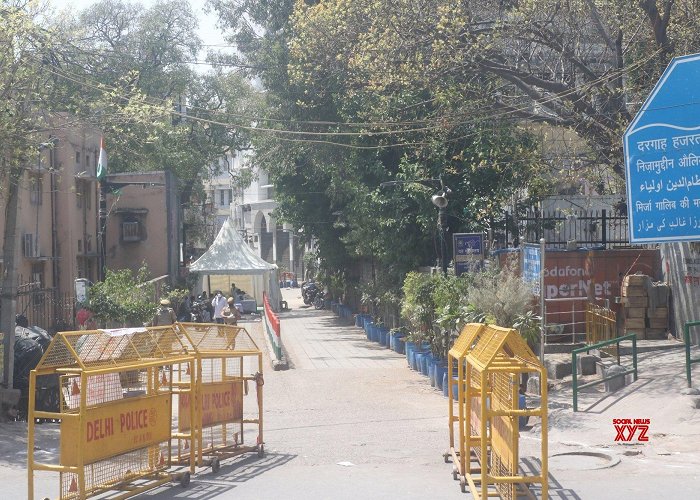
522,244,541,296
453,233,484,276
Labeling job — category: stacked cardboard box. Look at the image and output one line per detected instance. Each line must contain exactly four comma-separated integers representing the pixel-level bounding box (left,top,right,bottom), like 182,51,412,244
621,274,669,340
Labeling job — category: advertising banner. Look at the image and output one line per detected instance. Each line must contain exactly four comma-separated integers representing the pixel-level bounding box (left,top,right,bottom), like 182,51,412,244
453,233,484,276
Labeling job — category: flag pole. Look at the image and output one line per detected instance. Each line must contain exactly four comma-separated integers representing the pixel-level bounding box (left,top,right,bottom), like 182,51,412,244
97,137,108,281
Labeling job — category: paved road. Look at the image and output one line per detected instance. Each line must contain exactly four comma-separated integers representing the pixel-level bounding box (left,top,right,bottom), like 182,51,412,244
145,289,466,499
8,288,700,498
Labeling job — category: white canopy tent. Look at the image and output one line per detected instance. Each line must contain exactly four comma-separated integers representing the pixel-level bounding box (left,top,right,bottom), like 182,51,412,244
189,217,282,311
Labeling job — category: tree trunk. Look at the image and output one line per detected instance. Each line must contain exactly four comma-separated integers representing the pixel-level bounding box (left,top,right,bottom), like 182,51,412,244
1,165,23,389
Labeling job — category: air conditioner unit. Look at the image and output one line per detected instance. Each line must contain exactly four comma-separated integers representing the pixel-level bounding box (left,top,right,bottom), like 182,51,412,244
23,233,40,258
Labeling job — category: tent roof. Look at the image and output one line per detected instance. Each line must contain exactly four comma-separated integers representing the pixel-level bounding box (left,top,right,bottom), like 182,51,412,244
190,218,276,275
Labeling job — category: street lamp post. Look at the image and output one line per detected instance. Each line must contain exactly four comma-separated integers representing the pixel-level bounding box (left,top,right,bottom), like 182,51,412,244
380,177,451,276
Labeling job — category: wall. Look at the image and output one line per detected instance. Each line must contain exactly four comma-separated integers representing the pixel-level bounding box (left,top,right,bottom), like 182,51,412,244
105,171,180,281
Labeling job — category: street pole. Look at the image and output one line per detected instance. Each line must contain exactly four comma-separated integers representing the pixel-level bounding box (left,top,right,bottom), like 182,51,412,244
540,238,546,365
439,207,448,276
98,182,107,282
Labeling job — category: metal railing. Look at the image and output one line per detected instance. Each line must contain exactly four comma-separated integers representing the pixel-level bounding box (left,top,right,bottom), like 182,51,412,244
572,333,638,411
684,321,700,387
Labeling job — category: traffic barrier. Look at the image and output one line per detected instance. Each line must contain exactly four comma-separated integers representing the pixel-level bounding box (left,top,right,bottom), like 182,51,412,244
173,323,264,470
445,324,486,480
262,292,282,361
27,326,196,500
447,324,548,498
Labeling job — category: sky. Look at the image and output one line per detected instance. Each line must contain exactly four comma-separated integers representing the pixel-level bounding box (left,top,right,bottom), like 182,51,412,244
50,0,228,51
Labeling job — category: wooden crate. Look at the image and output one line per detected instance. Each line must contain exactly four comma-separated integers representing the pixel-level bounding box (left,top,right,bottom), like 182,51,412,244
647,307,668,319
624,307,646,318
622,285,647,297
623,274,649,286
621,296,648,307
625,317,646,329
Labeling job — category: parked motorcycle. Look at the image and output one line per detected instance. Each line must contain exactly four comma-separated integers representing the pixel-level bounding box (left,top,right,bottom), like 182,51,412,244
313,290,326,310
13,315,59,421
302,282,319,305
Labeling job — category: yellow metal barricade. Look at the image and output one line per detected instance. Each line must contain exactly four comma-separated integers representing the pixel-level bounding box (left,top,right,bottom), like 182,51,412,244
451,324,548,499
446,323,487,483
172,323,264,471
27,326,196,500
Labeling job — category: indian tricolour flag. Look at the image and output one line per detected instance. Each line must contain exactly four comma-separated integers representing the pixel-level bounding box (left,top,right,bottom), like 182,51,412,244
96,136,107,181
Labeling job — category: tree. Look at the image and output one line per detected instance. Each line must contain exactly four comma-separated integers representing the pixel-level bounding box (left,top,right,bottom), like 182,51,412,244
48,0,256,206
0,1,57,388
210,0,550,295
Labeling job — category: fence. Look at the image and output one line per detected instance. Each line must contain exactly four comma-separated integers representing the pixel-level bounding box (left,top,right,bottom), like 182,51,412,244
27,326,196,499
684,321,700,387
262,292,282,361
172,323,264,470
572,334,638,412
15,284,76,332
518,209,631,249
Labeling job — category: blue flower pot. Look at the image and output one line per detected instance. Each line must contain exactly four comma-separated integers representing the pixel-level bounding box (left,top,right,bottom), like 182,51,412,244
421,353,432,376
379,328,388,347
365,321,374,340
434,363,447,390
442,371,459,398
412,350,425,371
405,342,415,365
519,393,528,427
395,337,406,354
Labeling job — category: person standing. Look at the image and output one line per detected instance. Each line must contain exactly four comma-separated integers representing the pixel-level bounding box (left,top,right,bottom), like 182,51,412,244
222,297,242,325
151,298,176,326
211,291,227,324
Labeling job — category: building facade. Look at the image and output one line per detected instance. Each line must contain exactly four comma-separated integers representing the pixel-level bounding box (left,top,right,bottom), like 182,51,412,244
104,171,181,281
0,116,100,329
200,151,305,279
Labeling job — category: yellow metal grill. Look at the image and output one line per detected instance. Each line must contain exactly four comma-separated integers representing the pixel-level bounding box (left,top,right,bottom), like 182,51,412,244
171,323,264,470
28,325,195,500
449,324,548,499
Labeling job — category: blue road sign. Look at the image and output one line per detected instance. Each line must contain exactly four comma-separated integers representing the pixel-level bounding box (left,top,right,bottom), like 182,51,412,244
453,233,484,276
522,244,541,296
624,53,700,243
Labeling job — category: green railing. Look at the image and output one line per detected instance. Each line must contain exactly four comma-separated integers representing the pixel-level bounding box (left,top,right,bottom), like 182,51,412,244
684,321,700,388
572,333,638,412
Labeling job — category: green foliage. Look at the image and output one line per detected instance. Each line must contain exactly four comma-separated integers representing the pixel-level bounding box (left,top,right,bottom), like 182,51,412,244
466,258,536,329
86,266,157,326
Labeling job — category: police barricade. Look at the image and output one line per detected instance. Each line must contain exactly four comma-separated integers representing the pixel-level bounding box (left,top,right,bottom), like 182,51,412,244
27,326,196,500
458,325,548,500
172,323,264,471
445,323,487,483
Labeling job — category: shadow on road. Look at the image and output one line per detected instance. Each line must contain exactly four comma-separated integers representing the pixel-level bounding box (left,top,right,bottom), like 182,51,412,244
520,456,582,499
146,451,297,499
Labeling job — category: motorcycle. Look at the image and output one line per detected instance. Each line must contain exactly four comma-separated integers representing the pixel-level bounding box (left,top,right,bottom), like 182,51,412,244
302,282,319,305
189,297,211,322
13,315,59,421
313,290,326,310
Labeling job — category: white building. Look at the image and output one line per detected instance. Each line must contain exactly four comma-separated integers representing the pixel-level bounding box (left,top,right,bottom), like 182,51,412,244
202,151,304,279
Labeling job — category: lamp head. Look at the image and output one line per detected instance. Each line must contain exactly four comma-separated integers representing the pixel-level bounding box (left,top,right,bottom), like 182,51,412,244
431,191,449,208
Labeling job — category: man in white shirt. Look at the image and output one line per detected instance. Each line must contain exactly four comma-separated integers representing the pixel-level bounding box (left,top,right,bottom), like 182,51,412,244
211,291,227,324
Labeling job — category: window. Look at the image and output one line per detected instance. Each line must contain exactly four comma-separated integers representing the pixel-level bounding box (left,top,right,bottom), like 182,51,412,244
30,176,42,205
75,151,81,164
122,221,141,242
220,189,226,206
31,263,44,288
